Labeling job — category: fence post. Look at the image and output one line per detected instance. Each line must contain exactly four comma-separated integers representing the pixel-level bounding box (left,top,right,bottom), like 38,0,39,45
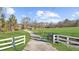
67,37,69,44
53,35,55,43
12,37,16,49
24,35,26,44
57,35,59,42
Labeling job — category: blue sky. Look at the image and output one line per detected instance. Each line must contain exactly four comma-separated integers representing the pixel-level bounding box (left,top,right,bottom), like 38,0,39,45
5,7,79,23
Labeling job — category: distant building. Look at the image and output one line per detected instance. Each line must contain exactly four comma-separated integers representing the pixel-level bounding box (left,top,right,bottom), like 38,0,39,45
17,24,22,30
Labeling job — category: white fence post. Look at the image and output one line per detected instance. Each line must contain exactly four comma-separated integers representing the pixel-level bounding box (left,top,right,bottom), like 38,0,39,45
67,37,69,44
12,37,16,48
53,35,55,43
57,35,59,42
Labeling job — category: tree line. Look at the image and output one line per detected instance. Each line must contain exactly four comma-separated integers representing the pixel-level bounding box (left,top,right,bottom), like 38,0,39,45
31,19,79,28
0,7,79,32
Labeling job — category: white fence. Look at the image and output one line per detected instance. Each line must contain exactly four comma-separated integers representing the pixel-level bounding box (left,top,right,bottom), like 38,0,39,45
0,35,26,50
53,34,79,46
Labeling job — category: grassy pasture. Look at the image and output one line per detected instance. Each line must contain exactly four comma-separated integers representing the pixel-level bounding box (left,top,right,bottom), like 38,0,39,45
33,27,79,38
0,30,30,51
32,27,79,51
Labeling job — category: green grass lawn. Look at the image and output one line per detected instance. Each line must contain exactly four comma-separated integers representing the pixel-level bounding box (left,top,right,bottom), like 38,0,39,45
52,43,79,51
0,30,30,51
32,27,79,51
33,27,79,38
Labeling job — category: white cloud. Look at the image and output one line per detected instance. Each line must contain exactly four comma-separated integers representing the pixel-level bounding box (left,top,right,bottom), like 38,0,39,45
37,10,44,16
38,18,61,23
21,15,27,18
6,7,15,15
45,11,60,18
36,10,60,18
21,15,29,19
72,11,79,17
36,10,61,23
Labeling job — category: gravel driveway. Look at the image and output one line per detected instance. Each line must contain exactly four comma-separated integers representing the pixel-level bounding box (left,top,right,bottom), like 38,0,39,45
23,30,57,51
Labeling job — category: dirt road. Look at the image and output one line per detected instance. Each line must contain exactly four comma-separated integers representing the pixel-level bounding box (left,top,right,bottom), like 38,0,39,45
23,30,57,51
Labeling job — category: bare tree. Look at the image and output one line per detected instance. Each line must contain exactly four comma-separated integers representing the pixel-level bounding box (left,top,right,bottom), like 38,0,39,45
21,16,30,29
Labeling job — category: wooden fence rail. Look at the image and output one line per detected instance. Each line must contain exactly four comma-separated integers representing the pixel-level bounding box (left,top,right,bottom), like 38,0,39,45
53,34,79,46
0,35,26,50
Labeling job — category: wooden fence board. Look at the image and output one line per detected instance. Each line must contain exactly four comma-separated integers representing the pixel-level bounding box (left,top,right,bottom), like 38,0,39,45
0,35,25,50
